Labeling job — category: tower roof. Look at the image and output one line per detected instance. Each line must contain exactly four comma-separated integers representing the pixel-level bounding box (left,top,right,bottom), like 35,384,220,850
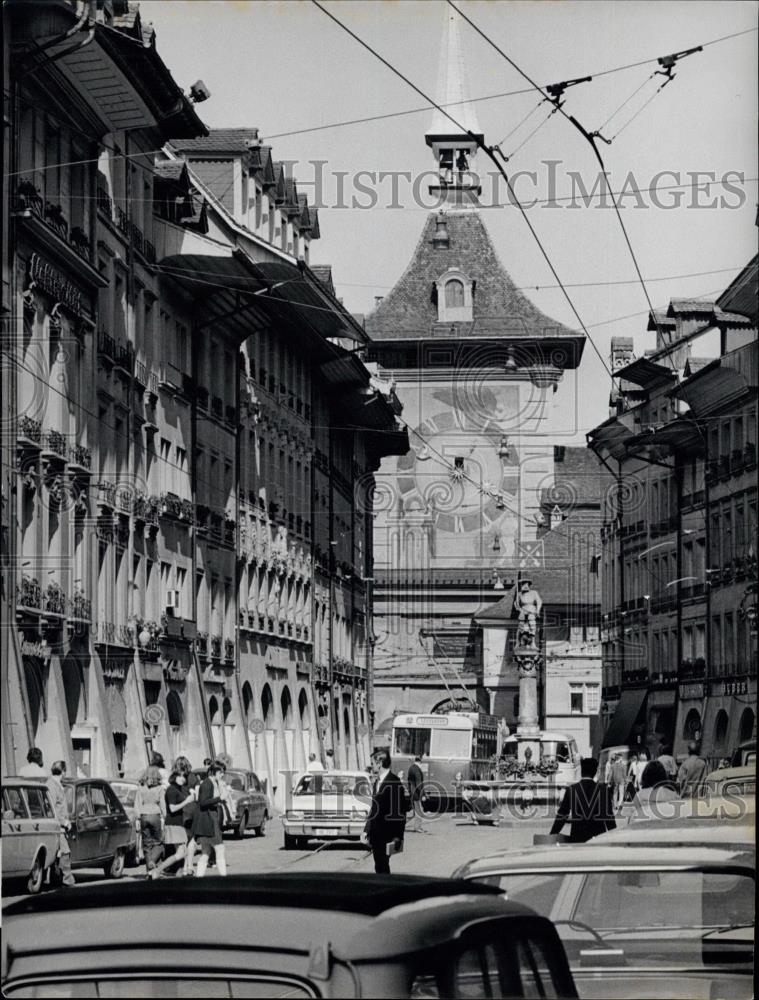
426,9,483,143
364,211,582,348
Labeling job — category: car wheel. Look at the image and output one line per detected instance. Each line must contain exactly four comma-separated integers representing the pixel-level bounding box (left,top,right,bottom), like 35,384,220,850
106,848,126,879
125,847,138,868
254,813,267,837
233,812,247,839
27,854,45,895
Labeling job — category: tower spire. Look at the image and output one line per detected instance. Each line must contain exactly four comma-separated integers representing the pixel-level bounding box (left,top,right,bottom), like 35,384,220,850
425,7,484,208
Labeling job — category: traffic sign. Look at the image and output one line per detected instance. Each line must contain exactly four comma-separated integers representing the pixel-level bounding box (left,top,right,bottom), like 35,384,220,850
143,704,164,727
248,717,265,735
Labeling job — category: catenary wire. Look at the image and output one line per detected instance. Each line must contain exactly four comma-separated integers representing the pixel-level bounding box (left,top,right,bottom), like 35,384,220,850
311,0,617,385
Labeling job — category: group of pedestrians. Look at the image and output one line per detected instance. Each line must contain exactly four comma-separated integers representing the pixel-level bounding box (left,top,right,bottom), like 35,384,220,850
136,752,235,879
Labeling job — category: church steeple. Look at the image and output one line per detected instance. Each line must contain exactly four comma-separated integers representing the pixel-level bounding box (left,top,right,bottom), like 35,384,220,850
425,8,484,208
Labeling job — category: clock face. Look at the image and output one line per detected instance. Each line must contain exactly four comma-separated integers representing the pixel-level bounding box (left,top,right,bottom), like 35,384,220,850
395,409,519,533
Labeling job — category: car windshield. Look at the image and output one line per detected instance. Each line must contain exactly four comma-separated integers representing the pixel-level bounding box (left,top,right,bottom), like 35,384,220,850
225,772,246,792
111,784,137,807
475,868,755,966
293,774,371,797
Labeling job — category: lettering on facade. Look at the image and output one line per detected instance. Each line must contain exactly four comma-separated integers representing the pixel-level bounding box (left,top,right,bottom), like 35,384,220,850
20,633,52,661
27,253,85,317
719,679,748,696
102,658,129,680
679,683,705,700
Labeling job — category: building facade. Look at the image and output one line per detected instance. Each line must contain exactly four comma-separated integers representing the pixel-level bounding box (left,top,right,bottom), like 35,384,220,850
3,2,406,806
589,259,757,763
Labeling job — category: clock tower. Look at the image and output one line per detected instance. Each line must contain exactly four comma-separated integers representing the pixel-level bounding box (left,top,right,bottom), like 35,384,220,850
366,8,595,727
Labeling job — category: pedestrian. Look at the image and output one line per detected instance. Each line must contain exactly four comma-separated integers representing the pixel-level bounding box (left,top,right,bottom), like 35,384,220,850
550,757,616,843
406,755,426,833
135,765,165,877
47,760,75,887
150,763,194,879
363,750,407,874
656,743,677,781
194,760,228,877
628,761,680,824
306,752,324,773
610,753,628,813
202,757,213,769
19,747,47,779
629,749,648,791
180,759,201,875
678,741,707,797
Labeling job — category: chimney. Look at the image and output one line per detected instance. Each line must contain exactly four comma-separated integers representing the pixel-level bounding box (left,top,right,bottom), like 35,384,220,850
374,295,384,307
432,211,450,248
610,336,634,372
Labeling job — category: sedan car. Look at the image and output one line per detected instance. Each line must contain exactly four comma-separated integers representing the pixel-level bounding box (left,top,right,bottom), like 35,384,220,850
60,778,136,879
1,873,579,998
1,778,61,894
453,842,754,999
191,768,270,838
283,771,372,849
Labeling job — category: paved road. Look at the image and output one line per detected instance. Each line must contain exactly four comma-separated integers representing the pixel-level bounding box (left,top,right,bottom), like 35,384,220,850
3,809,560,904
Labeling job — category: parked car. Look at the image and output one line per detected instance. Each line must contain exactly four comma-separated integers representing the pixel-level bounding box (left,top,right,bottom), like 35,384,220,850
110,778,142,866
596,815,755,850
1,873,579,998
1,778,62,894
703,762,755,798
731,739,756,767
283,771,372,849
60,777,136,879
452,841,755,999
191,767,270,838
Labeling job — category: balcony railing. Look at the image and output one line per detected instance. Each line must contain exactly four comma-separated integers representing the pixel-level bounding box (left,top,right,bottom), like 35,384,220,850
210,635,222,660
68,443,91,471
211,396,223,419
679,658,706,680
97,480,116,509
42,429,68,461
622,668,648,686
18,415,42,446
97,184,112,218
195,632,209,659
224,638,235,662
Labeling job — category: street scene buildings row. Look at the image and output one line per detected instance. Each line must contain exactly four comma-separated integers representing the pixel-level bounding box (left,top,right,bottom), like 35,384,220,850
2,0,406,809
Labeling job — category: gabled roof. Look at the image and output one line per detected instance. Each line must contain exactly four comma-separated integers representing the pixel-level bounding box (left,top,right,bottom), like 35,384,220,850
613,356,677,389
717,255,758,324
647,308,676,332
153,160,190,183
271,163,287,205
364,211,582,344
311,265,334,294
171,129,260,154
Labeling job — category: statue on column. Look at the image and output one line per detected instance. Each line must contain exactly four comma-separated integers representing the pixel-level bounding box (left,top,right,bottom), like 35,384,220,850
513,577,543,652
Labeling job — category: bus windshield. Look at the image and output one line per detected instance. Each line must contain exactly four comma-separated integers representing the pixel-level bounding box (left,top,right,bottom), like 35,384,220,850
393,727,431,757
430,728,472,759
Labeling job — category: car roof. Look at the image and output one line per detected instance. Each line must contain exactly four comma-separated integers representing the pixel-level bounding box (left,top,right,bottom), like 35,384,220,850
2,876,543,965
1,776,50,789
706,764,756,780
296,770,369,779
457,842,755,878
61,777,112,786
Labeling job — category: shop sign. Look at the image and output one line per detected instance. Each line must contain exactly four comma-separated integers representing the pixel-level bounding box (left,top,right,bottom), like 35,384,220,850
164,661,189,682
102,658,128,680
28,253,84,317
20,633,51,661
679,682,705,700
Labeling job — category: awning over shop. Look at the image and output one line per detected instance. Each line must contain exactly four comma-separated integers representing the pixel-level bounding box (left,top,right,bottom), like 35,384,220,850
587,417,636,461
613,356,676,389
602,688,647,748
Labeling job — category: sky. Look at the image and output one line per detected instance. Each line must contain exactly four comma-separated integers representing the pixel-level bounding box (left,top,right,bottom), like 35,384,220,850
141,0,757,436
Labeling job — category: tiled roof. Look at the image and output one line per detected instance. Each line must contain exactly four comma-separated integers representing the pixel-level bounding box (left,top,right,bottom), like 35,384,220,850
717,255,758,324
153,161,187,181
713,306,755,326
172,128,260,153
541,446,604,506
647,309,676,331
311,265,334,293
666,299,716,316
364,211,580,341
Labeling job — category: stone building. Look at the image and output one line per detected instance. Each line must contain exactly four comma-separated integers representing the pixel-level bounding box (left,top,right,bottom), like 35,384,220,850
589,258,757,763
366,14,603,734
2,3,407,801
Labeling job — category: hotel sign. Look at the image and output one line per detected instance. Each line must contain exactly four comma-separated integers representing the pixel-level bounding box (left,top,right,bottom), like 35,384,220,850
28,253,84,317
20,634,51,661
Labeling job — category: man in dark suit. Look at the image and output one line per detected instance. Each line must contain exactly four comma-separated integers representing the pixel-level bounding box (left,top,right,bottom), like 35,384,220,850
406,755,426,833
363,750,407,873
550,757,616,843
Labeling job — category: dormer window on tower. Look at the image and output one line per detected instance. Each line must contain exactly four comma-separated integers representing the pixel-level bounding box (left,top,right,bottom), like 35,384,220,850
436,268,473,322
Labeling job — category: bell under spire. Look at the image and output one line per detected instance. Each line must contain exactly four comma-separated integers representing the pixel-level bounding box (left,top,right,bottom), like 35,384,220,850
425,7,484,208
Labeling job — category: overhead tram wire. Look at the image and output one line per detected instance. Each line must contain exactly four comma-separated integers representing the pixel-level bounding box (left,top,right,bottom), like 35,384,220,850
446,0,708,383
311,0,618,387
